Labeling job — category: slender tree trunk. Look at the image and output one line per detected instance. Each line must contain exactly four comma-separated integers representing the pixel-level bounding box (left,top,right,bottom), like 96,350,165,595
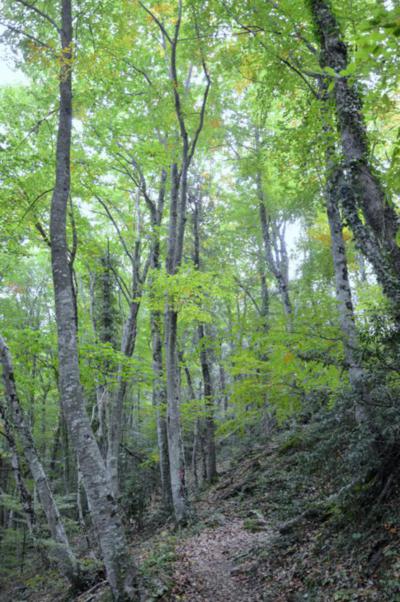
257,175,292,320
325,163,367,422
191,194,217,482
182,358,207,485
107,300,139,497
107,206,144,496
161,7,210,521
191,417,200,491
144,169,171,508
198,325,217,482
151,310,172,507
49,2,138,599
0,404,49,570
0,336,80,587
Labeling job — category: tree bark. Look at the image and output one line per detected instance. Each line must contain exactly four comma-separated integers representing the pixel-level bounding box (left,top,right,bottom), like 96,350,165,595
146,1,210,523
148,171,172,508
191,193,217,482
256,172,292,321
165,159,190,523
49,2,138,599
325,163,367,422
310,0,400,312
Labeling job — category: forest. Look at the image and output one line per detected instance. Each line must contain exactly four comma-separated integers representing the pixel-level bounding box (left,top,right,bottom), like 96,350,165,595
0,0,399,600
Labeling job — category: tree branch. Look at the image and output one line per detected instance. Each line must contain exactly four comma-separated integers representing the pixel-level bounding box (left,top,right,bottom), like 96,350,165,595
138,1,172,44
94,194,134,263
14,0,61,33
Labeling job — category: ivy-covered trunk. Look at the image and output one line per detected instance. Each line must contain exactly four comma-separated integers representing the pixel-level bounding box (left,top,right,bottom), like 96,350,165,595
325,164,367,422
310,0,400,312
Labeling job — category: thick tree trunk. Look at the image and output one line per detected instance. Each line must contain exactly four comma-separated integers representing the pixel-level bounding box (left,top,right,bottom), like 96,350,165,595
310,0,400,311
164,163,189,523
165,307,188,521
0,336,80,587
49,2,138,599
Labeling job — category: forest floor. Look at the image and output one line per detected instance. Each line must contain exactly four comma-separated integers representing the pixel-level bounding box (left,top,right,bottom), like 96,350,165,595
3,435,400,601
153,438,400,602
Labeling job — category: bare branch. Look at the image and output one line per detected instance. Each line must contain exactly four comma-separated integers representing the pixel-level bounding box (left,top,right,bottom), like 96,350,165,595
35,221,51,247
109,264,131,304
187,10,211,165
14,0,61,33
20,187,54,222
1,21,54,50
278,56,321,99
94,195,134,263
234,276,262,315
188,59,211,166
138,1,172,44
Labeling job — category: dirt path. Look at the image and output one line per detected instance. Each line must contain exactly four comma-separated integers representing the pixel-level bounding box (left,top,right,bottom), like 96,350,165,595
170,518,272,601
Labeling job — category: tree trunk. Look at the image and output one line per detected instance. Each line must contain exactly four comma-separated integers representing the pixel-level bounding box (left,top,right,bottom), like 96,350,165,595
49,2,138,599
198,324,217,483
325,163,367,422
191,194,217,482
144,169,171,508
151,309,172,507
0,336,80,588
257,175,292,321
161,6,210,521
164,161,190,523
310,0,400,312
90,253,116,457
106,300,139,497
0,402,49,569
165,304,188,522
107,199,144,496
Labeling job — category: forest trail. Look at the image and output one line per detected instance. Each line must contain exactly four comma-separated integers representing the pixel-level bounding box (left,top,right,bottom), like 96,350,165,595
170,516,273,601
